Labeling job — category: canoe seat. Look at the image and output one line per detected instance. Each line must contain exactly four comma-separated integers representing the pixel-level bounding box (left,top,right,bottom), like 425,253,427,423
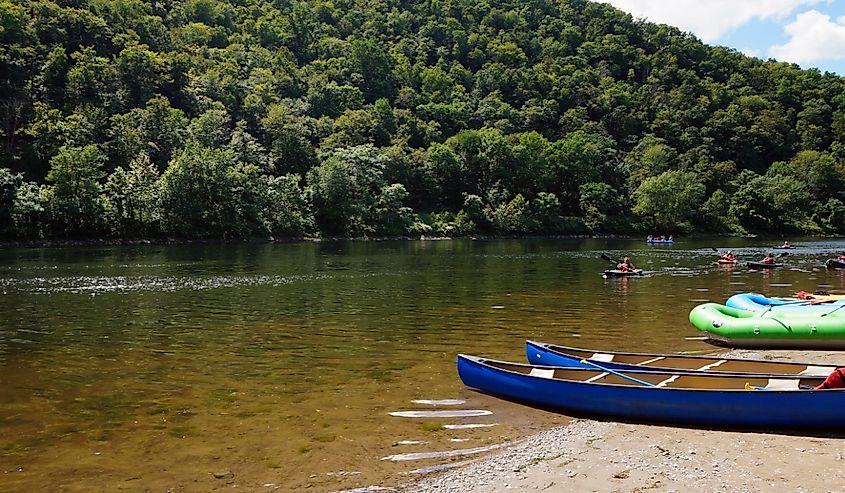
529,368,555,379
764,379,800,390
590,353,614,362
799,366,835,377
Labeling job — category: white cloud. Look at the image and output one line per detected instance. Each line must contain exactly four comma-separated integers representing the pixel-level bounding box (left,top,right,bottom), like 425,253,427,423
768,10,845,63
740,47,761,58
599,0,829,42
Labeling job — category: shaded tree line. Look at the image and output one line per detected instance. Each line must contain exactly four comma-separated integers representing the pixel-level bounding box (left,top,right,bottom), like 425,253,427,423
1,0,844,241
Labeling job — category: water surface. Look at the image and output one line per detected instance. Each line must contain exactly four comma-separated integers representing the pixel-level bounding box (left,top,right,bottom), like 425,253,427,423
1,237,844,491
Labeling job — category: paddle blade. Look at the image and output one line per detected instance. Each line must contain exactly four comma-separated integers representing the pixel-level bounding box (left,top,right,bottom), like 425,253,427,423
777,252,790,259
744,382,753,391
600,253,615,263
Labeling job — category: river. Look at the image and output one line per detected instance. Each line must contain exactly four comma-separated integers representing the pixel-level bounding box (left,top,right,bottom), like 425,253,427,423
1,237,844,492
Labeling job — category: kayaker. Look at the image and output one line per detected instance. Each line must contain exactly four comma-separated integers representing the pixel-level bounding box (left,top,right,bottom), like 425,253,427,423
617,256,636,272
761,252,776,264
720,250,736,262
838,251,845,261
782,240,790,248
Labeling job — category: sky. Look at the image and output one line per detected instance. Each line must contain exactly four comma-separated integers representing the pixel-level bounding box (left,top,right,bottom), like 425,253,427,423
598,0,845,75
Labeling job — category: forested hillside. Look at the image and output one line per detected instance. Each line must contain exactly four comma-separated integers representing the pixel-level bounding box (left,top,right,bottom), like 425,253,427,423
1,0,844,240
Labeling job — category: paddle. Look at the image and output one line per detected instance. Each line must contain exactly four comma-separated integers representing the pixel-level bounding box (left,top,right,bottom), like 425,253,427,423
579,359,656,387
821,304,845,317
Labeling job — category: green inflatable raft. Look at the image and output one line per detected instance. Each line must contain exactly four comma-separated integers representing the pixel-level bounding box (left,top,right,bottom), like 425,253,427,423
689,303,845,349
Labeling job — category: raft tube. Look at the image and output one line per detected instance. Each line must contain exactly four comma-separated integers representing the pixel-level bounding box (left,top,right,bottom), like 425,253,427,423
689,303,845,349
725,293,845,315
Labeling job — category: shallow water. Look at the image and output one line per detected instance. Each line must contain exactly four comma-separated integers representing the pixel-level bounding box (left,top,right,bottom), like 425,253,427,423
1,237,844,492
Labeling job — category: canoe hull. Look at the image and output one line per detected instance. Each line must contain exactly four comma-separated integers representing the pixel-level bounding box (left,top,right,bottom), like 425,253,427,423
457,355,845,430
524,340,837,376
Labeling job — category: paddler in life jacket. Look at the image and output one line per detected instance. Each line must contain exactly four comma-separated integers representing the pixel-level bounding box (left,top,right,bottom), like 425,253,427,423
815,368,845,389
720,250,736,262
617,256,636,272
761,252,776,264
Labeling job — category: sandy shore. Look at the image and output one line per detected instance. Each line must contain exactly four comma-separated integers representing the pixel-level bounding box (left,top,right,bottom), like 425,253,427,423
401,349,845,493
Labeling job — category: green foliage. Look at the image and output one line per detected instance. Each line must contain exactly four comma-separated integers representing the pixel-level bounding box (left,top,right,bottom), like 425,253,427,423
157,142,244,238
0,168,21,235
3,0,845,239
262,174,313,237
579,182,624,232
307,144,387,235
633,170,706,232
45,145,107,236
104,153,160,236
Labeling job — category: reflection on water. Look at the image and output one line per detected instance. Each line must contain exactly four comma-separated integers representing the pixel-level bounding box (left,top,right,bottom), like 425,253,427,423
1,238,844,491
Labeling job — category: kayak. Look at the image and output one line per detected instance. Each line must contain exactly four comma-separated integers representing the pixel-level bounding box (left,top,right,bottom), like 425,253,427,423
715,259,738,265
725,292,845,314
524,340,837,377
827,259,845,269
774,246,793,249
457,354,843,431
603,269,643,277
689,302,845,349
646,239,673,244
746,261,782,269
795,290,845,301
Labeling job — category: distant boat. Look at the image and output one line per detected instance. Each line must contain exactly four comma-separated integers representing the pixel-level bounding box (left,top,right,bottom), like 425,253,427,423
457,354,843,431
646,238,673,244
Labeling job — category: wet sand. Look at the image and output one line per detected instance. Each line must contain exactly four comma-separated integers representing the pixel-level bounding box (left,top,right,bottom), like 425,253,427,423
403,349,845,492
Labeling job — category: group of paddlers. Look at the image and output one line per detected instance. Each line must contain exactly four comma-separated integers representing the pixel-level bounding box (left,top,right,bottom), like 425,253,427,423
718,251,779,264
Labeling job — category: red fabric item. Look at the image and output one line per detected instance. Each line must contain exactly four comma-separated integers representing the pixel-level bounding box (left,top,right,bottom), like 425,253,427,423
815,368,845,390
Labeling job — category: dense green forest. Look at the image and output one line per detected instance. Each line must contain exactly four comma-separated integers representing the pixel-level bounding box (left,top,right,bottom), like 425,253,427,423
1,0,845,240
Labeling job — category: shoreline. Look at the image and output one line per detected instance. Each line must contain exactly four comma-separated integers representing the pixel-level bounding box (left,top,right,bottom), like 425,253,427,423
399,348,845,493
0,233,803,250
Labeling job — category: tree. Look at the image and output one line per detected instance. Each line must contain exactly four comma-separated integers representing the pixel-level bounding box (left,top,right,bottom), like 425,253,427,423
104,153,159,236
0,167,21,235
633,170,705,231
579,182,624,232
307,145,387,235
157,142,242,238
45,145,107,236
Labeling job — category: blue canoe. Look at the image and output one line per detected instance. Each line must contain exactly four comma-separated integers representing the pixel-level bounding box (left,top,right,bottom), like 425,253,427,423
646,239,673,244
457,354,844,430
726,293,845,314
524,340,837,377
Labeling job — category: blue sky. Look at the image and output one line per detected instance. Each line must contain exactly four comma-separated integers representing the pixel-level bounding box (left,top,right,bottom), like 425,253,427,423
599,0,845,75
